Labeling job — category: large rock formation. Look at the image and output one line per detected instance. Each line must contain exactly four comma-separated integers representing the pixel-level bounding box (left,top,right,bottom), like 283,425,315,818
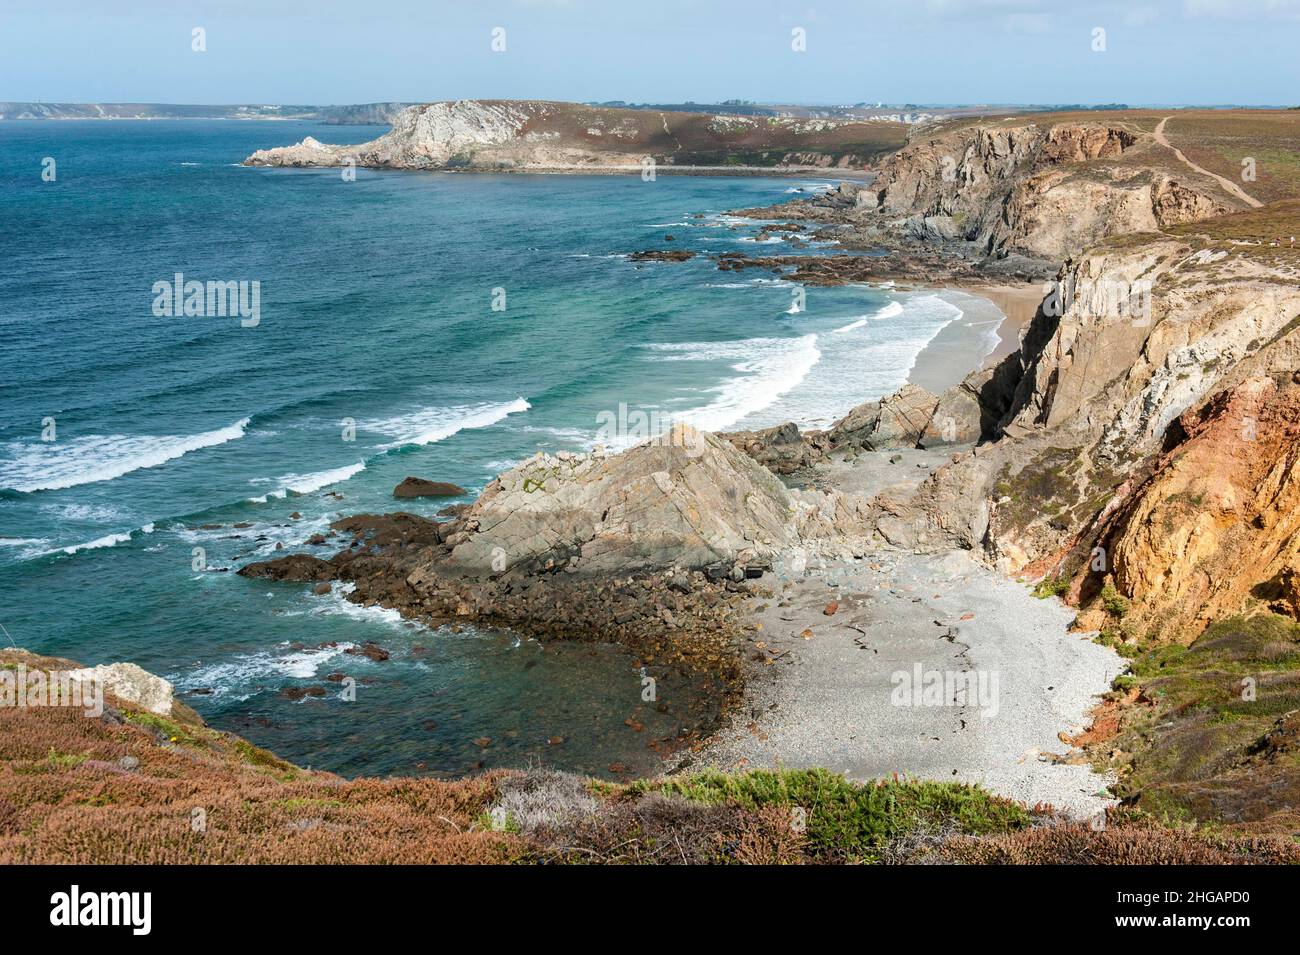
883,206,1300,642
446,425,867,576
747,120,1233,264
243,99,898,173
1087,378,1300,640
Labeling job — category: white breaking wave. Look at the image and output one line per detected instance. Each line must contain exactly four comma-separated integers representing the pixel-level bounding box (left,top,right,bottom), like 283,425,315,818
362,398,530,449
735,293,964,431
174,639,357,700
310,582,408,627
59,522,155,556
833,299,904,333
248,461,366,502
642,335,821,433
0,418,250,493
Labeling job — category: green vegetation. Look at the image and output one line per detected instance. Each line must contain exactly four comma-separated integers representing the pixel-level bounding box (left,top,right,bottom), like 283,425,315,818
232,738,300,779
1106,613,1300,827
1032,576,1070,599
1100,582,1129,618
123,710,204,748
638,768,1031,862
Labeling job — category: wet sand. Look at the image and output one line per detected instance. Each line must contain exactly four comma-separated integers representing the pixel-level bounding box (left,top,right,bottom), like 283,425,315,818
906,282,1044,393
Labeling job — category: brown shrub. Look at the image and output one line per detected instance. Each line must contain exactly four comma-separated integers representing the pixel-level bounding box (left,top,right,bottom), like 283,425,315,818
928,821,1300,865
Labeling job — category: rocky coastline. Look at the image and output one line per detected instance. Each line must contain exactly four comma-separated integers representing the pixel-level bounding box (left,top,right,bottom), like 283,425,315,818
235,112,1300,834
7,108,1300,862
242,99,902,176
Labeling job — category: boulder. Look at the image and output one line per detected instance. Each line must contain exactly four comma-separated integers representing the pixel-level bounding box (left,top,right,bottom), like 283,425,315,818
65,663,175,716
721,421,821,474
830,384,939,450
919,383,983,448
237,553,334,582
445,425,798,575
393,477,468,499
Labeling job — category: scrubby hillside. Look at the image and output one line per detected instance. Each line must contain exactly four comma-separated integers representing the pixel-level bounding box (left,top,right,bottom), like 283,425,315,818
5,649,1293,864
243,99,907,172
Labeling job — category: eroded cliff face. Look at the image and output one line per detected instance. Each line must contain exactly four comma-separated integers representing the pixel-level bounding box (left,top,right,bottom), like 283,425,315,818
853,122,1230,260
1087,379,1300,640
895,221,1300,642
243,99,892,172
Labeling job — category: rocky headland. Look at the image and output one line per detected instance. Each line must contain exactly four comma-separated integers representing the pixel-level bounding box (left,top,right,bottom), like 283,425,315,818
11,111,1299,862
242,99,904,174
244,112,1300,835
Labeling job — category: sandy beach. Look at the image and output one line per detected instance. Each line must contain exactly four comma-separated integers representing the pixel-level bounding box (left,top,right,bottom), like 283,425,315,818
905,282,1043,393
693,286,1120,819
692,443,1122,819
968,282,1047,366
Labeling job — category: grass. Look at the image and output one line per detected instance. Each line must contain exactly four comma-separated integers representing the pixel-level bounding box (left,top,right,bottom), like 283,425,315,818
1166,198,1300,267
1101,613,1300,829
122,710,204,748
1160,111,1300,204
637,768,1032,862
1100,582,1129,618
1033,577,1070,599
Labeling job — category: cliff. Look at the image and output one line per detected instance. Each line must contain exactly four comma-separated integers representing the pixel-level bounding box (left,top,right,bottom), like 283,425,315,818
737,116,1237,265
243,99,906,172
846,202,1300,646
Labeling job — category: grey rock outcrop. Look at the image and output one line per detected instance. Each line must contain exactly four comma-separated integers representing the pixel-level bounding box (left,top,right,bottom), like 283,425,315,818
65,663,176,716
445,425,869,576
829,383,940,450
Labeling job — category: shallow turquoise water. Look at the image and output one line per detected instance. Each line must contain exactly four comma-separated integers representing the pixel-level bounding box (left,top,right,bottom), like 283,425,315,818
0,120,973,777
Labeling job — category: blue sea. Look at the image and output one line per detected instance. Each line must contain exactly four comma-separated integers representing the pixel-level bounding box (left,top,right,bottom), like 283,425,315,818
0,120,994,777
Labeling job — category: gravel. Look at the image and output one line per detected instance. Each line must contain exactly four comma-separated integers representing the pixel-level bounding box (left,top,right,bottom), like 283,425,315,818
694,549,1123,819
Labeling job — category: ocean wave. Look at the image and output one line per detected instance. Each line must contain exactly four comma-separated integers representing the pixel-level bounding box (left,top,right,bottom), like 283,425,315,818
247,461,366,502
642,335,821,432
732,293,965,431
173,639,357,700
362,397,530,450
58,522,155,556
310,583,409,627
833,300,905,333
0,418,250,493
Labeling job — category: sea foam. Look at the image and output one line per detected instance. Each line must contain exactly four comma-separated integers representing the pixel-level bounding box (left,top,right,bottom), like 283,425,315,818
642,335,821,433
362,397,530,449
0,418,251,493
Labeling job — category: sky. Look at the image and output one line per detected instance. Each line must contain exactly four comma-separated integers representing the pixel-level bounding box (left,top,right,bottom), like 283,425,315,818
1,0,1298,107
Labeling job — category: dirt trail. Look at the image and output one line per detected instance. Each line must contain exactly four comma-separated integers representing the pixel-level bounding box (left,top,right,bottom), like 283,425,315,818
1154,115,1263,209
